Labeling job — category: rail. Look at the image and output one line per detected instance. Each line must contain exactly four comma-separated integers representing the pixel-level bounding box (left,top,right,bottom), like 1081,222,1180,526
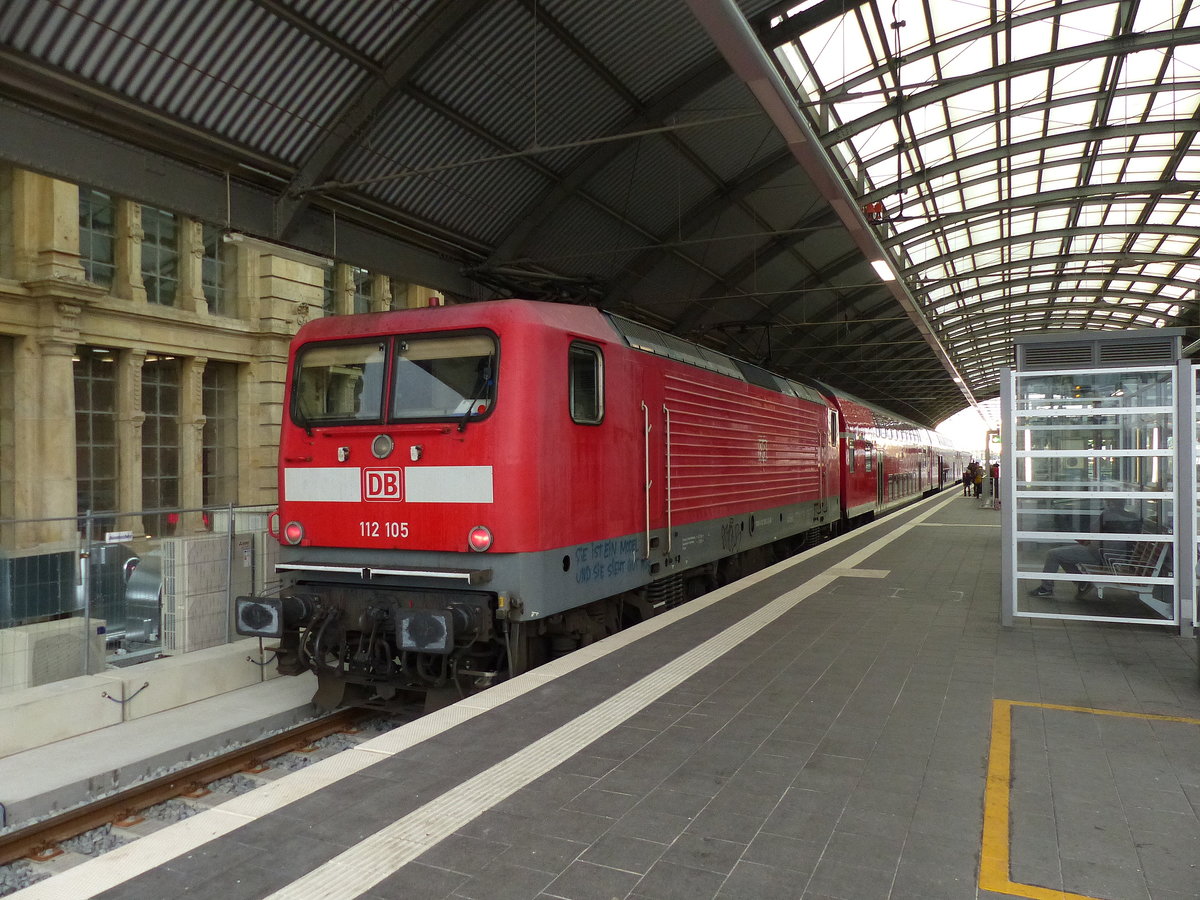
0,708,368,867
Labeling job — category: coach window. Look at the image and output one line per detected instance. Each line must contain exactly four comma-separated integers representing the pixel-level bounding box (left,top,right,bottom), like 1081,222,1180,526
569,343,603,424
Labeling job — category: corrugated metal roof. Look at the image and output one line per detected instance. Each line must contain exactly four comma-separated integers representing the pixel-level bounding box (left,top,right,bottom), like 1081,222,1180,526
6,0,1188,424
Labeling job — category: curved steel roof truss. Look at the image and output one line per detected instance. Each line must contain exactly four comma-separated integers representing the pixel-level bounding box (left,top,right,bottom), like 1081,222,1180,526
764,0,1200,402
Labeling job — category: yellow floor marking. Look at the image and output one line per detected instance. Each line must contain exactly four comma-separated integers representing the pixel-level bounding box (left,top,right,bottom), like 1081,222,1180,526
980,699,1200,900
824,567,890,578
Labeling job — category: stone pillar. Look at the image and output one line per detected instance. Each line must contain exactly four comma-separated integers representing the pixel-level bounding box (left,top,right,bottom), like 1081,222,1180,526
114,200,146,303
10,337,41,549
9,300,86,550
178,357,208,532
177,218,206,314
7,170,86,283
246,253,321,505
402,282,445,309
334,264,354,316
0,166,13,281
370,274,391,312
117,349,146,536
245,348,288,505
32,336,80,545
34,178,87,283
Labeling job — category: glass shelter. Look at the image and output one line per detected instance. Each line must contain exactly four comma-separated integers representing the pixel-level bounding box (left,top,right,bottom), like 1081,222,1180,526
1001,330,1196,632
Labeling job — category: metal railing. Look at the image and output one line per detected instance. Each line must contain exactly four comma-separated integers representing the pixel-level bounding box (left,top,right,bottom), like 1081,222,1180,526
0,504,277,694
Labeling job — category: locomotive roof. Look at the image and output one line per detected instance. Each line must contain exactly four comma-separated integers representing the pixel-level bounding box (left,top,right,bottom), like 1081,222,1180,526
293,298,620,345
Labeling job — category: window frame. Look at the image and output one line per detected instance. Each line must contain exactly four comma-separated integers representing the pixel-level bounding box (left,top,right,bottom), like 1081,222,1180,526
79,187,116,289
568,342,604,425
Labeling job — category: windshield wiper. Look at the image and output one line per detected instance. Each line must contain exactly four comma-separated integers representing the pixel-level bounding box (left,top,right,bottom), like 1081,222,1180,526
294,408,313,437
457,364,493,433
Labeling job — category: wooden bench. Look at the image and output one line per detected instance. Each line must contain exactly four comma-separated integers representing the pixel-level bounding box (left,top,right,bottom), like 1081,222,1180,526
1077,526,1172,614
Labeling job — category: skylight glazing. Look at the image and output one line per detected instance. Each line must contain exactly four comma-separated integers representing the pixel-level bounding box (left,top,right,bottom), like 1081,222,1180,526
769,0,1200,398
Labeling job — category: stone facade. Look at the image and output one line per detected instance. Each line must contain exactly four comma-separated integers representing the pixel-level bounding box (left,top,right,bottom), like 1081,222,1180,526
0,165,444,554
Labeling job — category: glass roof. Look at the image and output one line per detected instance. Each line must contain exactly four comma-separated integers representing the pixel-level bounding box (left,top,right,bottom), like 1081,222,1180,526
767,0,1200,398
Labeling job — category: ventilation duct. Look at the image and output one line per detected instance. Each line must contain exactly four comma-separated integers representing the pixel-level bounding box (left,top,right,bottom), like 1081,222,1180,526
1015,329,1183,371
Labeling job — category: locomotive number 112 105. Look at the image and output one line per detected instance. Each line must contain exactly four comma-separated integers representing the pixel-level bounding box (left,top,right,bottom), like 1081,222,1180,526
359,521,410,538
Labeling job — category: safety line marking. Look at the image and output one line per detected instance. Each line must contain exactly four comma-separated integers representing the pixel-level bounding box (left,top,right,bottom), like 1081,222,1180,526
12,491,954,900
980,699,1200,900
917,521,1000,527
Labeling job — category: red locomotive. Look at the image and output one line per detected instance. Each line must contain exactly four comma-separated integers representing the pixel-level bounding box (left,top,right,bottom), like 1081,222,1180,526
236,299,963,708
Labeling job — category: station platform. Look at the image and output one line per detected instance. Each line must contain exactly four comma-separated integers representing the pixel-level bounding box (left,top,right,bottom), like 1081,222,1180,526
10,490,1200,900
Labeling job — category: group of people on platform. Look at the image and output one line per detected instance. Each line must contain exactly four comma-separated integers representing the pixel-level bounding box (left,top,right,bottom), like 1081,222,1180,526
962,460,999,498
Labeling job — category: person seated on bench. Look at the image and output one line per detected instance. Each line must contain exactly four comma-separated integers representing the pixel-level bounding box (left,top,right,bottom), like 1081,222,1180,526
1029,499,1140,598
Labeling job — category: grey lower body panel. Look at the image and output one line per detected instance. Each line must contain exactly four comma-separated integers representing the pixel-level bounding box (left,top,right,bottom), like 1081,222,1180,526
277,496,839,621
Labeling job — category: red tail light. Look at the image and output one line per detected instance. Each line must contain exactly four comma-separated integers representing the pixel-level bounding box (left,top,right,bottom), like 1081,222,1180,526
467,526,493,552
283,521,305,545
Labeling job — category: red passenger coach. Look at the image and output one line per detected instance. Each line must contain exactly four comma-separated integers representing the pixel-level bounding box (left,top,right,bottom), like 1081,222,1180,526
237,299,952,709
826,392,962,522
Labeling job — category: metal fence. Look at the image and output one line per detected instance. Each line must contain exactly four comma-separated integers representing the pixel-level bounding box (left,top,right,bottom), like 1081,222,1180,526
0,505,278,694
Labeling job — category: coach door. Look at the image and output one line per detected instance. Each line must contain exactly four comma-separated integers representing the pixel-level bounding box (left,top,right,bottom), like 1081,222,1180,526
876,448,886,506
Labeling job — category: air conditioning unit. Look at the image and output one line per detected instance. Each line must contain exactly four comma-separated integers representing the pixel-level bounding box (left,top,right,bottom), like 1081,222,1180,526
0,618,107,693
160,534,235,654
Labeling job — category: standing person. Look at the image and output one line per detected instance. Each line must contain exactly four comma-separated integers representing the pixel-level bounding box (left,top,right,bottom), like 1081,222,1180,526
973,462,984,498
963,464,974,496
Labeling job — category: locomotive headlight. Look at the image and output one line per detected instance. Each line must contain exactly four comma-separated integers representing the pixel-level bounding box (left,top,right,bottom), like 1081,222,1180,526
283,521,305,545
371,434,394,459
467,525,493,552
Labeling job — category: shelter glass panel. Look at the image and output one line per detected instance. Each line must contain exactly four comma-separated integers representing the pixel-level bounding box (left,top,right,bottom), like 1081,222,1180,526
1011,366,1177,625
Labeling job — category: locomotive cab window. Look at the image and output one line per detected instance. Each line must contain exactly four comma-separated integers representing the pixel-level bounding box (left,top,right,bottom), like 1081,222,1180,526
293,341,386,425
569,343,604,424
391,333,497,422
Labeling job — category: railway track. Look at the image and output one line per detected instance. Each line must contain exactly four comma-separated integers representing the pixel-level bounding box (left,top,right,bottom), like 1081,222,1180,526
0,705,419,895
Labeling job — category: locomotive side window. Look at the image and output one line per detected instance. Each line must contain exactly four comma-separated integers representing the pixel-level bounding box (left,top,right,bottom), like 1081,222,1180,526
569,343,604,424
294,341,386,424
391,333,497,422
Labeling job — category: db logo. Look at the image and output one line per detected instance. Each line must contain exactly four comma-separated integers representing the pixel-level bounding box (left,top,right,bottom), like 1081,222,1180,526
363,469,403,500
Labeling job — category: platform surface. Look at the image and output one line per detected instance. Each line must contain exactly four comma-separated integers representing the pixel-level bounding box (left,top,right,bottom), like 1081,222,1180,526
11,491,1200,900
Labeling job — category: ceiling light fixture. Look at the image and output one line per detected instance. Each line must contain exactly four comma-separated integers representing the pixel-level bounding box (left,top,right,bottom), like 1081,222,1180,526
871,259,896,281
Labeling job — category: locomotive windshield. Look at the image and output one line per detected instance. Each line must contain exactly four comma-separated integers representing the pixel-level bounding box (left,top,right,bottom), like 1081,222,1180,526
391,333,496,421
292,332,497,426
293,341,386,424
